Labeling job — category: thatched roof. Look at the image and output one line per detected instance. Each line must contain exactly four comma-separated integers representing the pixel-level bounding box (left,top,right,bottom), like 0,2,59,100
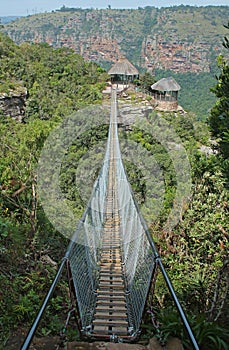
108,57,139,76
151,77,181,91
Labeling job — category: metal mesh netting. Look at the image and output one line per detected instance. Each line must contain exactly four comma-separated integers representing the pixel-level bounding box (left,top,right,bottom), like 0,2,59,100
111,94,156,333
68,158,110,330
68,102,112,331
23,90,198,350
68,90,156,335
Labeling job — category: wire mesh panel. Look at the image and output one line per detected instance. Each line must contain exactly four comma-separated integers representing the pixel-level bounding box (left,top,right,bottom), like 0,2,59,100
22,91,199,350
110,99,156,335
68,89,157,337
68,144,111,332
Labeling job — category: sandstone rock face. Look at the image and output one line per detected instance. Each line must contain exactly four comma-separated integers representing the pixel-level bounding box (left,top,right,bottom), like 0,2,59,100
4,7,228,74
6,334,182,350
152,99,178,112
66,337,183,350
66,340,149,350
118,103,153,127
0,91,27,122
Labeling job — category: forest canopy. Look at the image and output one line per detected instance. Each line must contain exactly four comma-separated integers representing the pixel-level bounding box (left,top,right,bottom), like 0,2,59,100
0,30,228,349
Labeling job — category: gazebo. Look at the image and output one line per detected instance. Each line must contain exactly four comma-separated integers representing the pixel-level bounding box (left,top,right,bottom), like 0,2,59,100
108,57,139,85
151,76,181,110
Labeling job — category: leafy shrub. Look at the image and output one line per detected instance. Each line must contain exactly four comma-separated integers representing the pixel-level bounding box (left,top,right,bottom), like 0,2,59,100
158,308,229,350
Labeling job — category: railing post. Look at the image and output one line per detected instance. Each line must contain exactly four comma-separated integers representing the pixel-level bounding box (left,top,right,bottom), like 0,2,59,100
157,258,199,350
20,258,67,350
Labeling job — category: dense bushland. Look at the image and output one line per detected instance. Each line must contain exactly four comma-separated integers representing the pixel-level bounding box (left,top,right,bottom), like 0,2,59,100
0,31,228,349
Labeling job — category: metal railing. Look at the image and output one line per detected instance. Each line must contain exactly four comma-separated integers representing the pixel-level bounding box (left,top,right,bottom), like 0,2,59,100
21,89,199,350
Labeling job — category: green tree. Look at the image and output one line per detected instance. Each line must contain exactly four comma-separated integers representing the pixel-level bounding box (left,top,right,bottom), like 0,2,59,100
208,23,229,165
139,71,156,91
0,117,54,238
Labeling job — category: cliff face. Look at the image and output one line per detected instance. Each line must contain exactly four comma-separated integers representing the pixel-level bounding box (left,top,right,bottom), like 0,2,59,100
142,35,212,73
0,90,27,122
3,6,229,73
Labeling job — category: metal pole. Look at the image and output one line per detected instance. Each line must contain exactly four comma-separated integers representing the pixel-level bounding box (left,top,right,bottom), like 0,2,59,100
20,257,67,350
113,89,199,349
157,258,199,350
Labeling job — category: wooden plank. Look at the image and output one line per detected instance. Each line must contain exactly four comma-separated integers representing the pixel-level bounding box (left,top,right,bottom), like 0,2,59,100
93,319,128,326
99,262,122,267
94,312,127,319
97,291,125,296
91,150,129,338
96,300,126,306
98,285,124,290
96,295,126,301
92,327,128,335
99,268,122,273
100,260,122,264
99,273,123,277
95,306,127,312
99,278,124,283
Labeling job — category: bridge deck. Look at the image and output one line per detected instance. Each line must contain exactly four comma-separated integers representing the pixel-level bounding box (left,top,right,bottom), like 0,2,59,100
21,90,199,350
91,107,129,337
92,214,128,336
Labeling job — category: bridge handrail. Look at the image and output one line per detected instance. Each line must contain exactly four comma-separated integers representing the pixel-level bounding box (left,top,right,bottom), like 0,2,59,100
21,89,199,350
120,152,199,349
110,88,199,349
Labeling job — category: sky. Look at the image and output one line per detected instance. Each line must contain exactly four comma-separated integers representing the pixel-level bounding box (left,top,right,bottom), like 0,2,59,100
0,0,228,17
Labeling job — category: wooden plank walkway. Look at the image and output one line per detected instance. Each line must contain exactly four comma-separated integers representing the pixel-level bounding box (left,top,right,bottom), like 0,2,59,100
92,120,129,337
92,216,128,336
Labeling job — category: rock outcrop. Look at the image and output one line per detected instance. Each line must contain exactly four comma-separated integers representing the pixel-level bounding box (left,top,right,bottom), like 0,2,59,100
66,337,183,350
0,89,27,122
118,103,153,127
4,6,228,74
6,334,183,350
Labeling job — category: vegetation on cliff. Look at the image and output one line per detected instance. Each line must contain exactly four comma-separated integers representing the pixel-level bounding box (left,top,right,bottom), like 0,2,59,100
0,33,108,121
208,22,229,175
2,5,228,120
0,34,108,347
0,25,228,349
2,5,228,69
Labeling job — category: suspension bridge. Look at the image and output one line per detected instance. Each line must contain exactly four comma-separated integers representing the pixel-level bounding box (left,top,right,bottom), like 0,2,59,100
21,90,199,349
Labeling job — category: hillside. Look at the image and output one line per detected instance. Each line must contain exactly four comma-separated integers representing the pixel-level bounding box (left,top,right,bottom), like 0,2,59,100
0,35,109,346
0,29,228,349
0,32,108,122
2,5,229,73
0,16,22,24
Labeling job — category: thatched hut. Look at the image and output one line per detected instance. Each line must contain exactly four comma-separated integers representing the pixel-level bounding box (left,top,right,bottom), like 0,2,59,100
108,57,139,84
151,77,181,110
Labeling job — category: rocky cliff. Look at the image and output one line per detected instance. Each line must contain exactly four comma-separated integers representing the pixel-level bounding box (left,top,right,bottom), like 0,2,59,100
0,90,27,122
3,6,229,73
